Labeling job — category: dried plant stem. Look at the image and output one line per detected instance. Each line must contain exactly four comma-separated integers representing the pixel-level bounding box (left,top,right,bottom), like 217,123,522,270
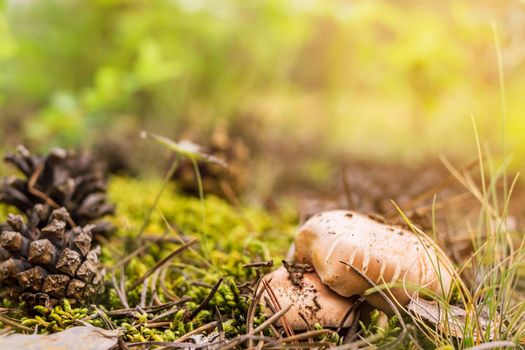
187,278,223,321
129,238,198,290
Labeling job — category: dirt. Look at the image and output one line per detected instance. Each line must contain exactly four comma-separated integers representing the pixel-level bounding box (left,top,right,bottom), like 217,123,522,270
282,260,315,287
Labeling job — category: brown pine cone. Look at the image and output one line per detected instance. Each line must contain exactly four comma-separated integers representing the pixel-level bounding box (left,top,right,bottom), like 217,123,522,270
0,206,105,308
0,146,115,237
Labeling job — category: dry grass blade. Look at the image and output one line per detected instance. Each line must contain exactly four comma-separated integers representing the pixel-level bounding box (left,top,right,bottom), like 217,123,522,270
0,314,33,332
341,164,357,210
156,208,212,268
27,162,60,209
141,132,228,167
391,192,472,222
143,321,171,328
111,268,130,309
408,297,493,340
186,278,223,321
115,340,216,349
387,157,480,216
148,306,187,324
276,329,334,344
264,341,333,349
215,306,225,343
110,232,161,273
134,153,180,241
106,297,191,317
139,278,148,308
247,278,265,349
338,260,406,329
251,305,292,336
221,305,292,350
129,238,198,290
159,266,179,301
337,296,365,332
463,341,516,350
243,261,273,268
174,321,218,342
261,278,294,338
329,333,385,350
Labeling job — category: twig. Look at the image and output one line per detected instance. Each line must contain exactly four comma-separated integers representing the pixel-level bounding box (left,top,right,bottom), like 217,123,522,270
174,321,218,342
135,155,180,241
330,333,384,350
187,278,223,321
387,157,480,216
111,269,129,309
139,277,148,308
144,321,171,328
156,208,212,268
119,266,129,308
159,266,179,301
0,314,33,332
338,261,406,329
220,305,292,350
129,238,198,290
264,342,332,349
243,261,273,268
215,306,225,343
106,298,191,316
337,295,365,332
344,309,361,343
118,335,129,350
148,270,160,306
463,341,516,350
341,164,357,210
277,329,334,344
110,238,154,273
247,278,265,349
252,305,292,335
261,278,294,338
27,162,60,209
148,307,184,324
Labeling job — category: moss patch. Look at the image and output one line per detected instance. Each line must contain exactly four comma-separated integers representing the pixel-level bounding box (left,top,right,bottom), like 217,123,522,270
2,176,299,342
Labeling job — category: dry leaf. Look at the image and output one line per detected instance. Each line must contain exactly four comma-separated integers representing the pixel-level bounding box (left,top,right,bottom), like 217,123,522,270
408,298,497,340
0,326,119,350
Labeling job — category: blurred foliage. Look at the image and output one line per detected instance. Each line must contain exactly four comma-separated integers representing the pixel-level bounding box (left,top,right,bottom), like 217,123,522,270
0,0,524,188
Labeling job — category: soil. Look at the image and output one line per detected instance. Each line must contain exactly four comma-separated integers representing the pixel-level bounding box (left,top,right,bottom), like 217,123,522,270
282,260,315,287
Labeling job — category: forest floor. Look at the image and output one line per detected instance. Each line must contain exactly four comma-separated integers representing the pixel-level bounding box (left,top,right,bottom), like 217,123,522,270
1,148,525,349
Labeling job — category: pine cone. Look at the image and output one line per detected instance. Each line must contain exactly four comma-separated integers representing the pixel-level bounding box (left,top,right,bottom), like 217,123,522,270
0,146,115,237
0,206,105,308
174,125,249,198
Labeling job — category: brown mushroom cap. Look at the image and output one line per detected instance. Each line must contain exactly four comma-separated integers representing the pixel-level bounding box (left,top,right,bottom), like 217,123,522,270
295,210,454,312
260,266,355,329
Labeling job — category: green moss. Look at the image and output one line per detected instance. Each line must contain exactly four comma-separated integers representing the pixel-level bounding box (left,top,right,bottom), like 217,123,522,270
1,176,298,342
108,176,295,256
99,177,298,341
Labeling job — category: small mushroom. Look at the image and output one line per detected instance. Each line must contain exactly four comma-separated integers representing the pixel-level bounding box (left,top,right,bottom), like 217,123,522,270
295,210,455,312
260,266,355,329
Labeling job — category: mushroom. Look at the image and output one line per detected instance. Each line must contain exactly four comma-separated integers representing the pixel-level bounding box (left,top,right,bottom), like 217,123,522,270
295,210,455,312
260,266,355,330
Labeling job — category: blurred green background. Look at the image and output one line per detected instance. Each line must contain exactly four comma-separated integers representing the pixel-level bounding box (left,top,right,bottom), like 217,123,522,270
0,0,524,196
